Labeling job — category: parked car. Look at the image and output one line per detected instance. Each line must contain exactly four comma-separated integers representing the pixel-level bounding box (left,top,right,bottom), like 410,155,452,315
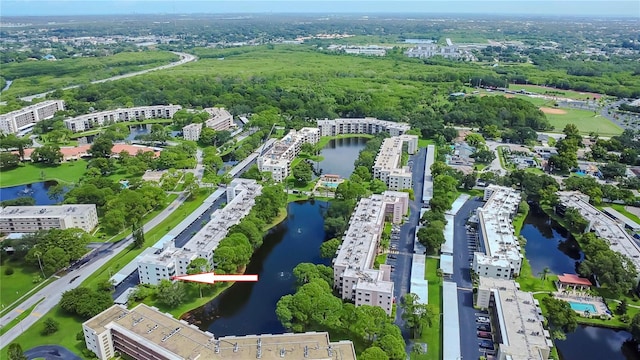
476,316,490,323
477,331,492,339
477,324,491,332
479,340,494,350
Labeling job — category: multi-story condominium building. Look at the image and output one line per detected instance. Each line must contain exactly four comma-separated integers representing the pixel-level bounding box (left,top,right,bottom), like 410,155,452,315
181,122,202,141
333,191,409,315
472,185,523,279
137,179,261,285
0,100,65,135
372,135,418,191
556,191,640,273
63,105,182,132
181,108,235,141
0,204,98,233
83,303,356,360
475,277,553,360
257,128,320,182
317,117,410,137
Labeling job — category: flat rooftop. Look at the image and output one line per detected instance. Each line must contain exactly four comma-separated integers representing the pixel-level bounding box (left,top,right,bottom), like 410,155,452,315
318,117,410,131
559,192,640,272
334,195,386,271
477,186,522,265
479,277,551,359
410,254,428,304
0,204,95,218
85,304,356,360
603,207,640,231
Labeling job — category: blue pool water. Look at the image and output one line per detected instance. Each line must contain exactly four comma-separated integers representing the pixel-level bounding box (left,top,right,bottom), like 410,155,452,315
322,182,339,188
569,302,596,313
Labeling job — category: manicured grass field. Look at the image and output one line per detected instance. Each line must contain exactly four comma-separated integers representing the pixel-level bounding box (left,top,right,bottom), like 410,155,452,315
0,263,46,310
507,84,604,101
0,160,88,187
544,108,623,136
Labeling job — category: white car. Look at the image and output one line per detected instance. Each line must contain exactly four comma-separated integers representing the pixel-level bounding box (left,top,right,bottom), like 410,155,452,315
476,316,490,323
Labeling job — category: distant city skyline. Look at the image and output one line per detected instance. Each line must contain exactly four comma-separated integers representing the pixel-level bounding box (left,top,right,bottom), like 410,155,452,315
2,0,639,17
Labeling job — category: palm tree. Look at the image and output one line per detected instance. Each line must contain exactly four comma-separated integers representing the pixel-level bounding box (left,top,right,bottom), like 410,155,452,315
538,267,551,281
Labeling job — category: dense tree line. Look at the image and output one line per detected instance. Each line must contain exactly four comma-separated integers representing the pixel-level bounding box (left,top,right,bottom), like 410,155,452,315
1,228,93,276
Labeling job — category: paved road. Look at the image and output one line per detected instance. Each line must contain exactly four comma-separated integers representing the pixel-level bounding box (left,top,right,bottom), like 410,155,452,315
18,52,197,102
24,345,82,360
391,147,426,341
452,198,488,360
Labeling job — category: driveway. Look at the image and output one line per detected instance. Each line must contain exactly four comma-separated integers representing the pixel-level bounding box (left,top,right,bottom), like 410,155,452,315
390,147,426,340
25,345,82,360
452,198,487,360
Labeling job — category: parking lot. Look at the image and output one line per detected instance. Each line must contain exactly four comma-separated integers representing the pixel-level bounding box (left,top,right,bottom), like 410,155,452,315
385,223,402,271
475,312,497,357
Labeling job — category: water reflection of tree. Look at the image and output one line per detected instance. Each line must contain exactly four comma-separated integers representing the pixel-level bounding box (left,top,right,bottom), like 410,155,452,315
557,237,583,260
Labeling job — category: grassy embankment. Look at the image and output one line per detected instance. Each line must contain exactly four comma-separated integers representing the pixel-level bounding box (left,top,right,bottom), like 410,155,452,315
0,51,180,99
417,258,442,360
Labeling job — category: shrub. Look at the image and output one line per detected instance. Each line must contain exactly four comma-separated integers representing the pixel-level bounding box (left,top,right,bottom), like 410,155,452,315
4,267,14,275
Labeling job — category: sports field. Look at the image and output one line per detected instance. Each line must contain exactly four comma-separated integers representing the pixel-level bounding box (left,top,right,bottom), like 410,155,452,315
508,84,604,101
540,107,623,136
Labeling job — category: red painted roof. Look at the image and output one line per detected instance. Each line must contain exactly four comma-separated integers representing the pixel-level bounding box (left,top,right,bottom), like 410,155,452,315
557,273,592,286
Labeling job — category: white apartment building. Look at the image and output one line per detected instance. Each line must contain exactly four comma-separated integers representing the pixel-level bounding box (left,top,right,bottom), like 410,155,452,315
333,191,409,315
0,204,98,233
476,277,553,360
83,303,356,360
317,118,410,137
257,127,320,182
137,179,261,285
557,191,640,273
63,105,182,132
181,107,235,141
472,185,523,279
372,135,418,191
181,122,202,141
0,100,65,134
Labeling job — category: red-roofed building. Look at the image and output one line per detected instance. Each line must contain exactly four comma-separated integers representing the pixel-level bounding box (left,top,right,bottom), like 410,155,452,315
556,273,592,291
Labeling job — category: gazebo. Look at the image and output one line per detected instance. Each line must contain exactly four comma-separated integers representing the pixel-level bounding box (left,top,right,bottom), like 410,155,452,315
556,273,592,291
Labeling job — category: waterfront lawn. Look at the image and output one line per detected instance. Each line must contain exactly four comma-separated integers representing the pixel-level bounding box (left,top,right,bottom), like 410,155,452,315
0,160,88,187
417,257,442,360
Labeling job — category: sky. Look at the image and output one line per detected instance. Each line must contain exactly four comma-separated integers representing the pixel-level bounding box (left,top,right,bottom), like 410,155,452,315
1,0,639,17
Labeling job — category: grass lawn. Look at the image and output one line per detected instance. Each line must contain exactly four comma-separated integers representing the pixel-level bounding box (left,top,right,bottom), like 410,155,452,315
418,138,434,149
0,160,88,187
544,108,623,136
2,306,89,358
417,257,442,360
0,262,50,311
608,204,640,226
507,84,604,101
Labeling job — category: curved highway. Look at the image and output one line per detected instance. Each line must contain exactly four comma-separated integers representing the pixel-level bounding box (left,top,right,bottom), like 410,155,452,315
19,51,197,102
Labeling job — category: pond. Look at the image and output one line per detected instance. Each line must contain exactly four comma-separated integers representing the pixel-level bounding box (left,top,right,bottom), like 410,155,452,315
0,181,67,205
317,137,368,178
521,206,584,276
556,325,640,360
185,200,330,336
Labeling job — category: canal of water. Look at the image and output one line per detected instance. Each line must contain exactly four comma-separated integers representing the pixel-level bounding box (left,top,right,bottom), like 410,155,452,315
317,137,368,178
521,206,640,359
186,136,365,335
186,199,330,336
521,205,584,276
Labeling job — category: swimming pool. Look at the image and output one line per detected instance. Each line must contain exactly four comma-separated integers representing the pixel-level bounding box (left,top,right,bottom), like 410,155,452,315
322,182,339,188
569,301,597,313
